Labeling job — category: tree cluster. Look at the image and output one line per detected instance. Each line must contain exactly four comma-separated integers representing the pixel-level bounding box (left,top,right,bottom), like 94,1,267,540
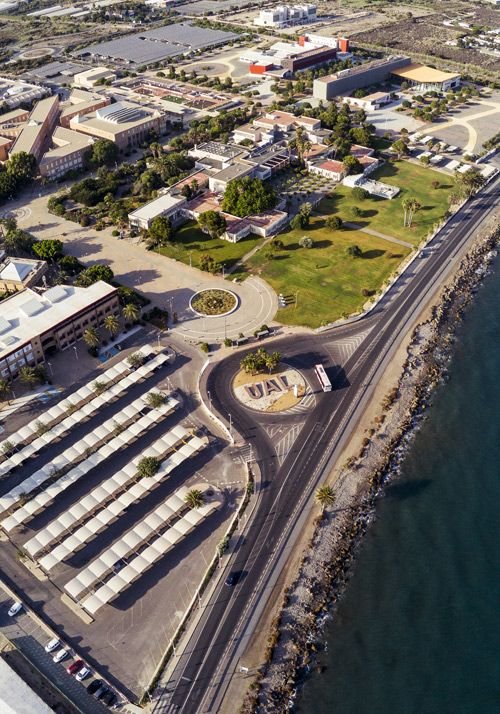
0,151,37,204
222,177,277,218
240,348,281,375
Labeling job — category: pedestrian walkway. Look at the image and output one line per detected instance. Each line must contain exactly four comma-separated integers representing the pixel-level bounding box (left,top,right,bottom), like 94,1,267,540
344,222,414,249
0,386,61,420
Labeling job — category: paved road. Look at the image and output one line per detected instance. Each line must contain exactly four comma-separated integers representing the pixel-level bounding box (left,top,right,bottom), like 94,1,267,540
154,177,499,713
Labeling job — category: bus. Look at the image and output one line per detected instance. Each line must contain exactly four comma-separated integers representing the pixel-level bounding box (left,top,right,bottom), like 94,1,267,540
314,364,332,392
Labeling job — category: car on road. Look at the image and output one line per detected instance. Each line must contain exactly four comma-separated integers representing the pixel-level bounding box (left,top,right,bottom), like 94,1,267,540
53,648,69,663
225,572,238,587
67,659,84,675
8,601,22,617
76,665,91,681
87,679,104,694
44,637,60,653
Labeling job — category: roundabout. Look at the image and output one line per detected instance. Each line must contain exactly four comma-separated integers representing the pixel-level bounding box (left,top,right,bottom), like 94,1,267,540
189,289,238,317
232,364,306,413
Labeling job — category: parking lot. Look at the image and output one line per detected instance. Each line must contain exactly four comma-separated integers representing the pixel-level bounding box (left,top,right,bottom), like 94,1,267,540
0,344,245,700
0,602,110,713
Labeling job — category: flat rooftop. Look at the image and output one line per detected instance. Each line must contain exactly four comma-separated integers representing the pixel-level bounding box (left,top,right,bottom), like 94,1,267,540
129,194,186,222
0,281,116,360
74,22,240,65
315,55,410,82
391,63,460,83
41,127,95,160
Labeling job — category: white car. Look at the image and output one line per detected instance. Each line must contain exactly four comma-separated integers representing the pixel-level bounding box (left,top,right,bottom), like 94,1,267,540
8,602,22,617
53,648,69,663
44,638,60,653
76,666,91,682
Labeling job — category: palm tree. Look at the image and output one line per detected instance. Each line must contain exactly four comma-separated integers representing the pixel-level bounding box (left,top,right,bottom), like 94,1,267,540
18,366,38,388
402,198,411,227
406,197,421,228
122,303,139,323
103,314,120,338
184,489,205,509
83,326,100,349
240,353,258,375
0,378,11,404
146,391,166,409
315,484,335,512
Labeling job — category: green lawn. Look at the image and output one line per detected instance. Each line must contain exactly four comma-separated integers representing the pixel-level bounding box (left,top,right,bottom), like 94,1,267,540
247,218,410,329
324,160,452,245
157,221,263,272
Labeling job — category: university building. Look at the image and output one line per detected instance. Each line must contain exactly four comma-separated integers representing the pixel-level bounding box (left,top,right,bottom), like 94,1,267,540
0,281,119,380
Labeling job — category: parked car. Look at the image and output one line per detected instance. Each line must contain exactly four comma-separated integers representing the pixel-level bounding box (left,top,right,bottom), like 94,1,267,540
53,648,69,663
67,659,84,675
101,690,117,707
94,685,109,700
7,601,22,617
44,638,60,653
87,679,103,694
76,666,91,682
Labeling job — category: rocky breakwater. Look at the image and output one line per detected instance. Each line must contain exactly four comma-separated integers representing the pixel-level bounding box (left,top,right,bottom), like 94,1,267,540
240,220,499,714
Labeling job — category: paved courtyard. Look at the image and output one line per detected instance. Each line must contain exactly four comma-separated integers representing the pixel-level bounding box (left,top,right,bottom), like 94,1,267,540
11,191,278,343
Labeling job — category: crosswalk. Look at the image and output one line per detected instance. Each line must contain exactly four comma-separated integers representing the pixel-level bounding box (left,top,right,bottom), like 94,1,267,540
264,422,305,465
322,327,373,367
286,385,316,414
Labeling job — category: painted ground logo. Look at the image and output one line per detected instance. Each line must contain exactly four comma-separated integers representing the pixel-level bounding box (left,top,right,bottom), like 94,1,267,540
233,367,306,413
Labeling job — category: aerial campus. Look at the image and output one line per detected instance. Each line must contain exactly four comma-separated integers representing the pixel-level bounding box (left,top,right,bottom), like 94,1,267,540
0,0,498,711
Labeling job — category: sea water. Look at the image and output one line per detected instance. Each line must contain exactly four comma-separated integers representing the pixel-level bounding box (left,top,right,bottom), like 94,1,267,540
297,259,500,714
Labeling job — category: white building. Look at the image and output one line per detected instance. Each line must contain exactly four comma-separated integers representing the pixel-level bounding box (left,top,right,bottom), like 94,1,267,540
73,66,116,89
128,194,187,230
254,4,316,28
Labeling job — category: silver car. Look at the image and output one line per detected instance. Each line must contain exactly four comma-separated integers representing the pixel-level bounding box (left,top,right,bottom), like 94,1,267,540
53,648,69,663
45,637,60,653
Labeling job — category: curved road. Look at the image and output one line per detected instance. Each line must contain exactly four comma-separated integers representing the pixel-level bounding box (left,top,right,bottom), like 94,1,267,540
155,177,499,713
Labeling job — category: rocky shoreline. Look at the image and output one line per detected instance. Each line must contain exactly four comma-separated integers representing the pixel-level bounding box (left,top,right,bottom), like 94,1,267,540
241,221,499,714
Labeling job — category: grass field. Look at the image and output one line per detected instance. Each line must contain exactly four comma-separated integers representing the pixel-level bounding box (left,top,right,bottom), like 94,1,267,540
248,218,410,329
324,160,452,245
157,221,263,272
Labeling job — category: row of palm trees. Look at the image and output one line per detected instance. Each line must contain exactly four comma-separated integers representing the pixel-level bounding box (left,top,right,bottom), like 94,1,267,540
402,197,421,228
83,303,140,350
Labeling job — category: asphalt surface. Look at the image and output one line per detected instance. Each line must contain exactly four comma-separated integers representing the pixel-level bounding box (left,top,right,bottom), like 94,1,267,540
155,176,499,713
0,599,110,714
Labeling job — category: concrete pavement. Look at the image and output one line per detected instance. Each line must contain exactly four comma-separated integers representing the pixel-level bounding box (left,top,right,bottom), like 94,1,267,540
11,193,278,342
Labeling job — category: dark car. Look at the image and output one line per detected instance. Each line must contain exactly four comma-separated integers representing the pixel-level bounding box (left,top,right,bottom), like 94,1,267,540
225,572,238,587
101,690,117,707
87,679,103,694
95,685,109,700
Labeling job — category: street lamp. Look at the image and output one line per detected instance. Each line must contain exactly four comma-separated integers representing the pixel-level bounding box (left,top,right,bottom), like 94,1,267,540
295,290,299,309
228,412,232,436
207,390,212,412
222,263,225,280
72,345,79,361
189,251,192,268
46,361,53,376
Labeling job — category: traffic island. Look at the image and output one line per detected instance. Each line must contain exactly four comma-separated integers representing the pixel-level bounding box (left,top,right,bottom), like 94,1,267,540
232,365,306,413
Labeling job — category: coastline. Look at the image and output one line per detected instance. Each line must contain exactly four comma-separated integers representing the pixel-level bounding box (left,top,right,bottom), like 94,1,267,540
240,220,499,713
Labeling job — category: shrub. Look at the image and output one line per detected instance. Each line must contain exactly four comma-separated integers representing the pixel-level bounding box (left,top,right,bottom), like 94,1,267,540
200,342,210,353
299,236,313,248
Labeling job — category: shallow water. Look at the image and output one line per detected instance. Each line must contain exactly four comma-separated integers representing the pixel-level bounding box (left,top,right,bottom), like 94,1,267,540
296,259,500,714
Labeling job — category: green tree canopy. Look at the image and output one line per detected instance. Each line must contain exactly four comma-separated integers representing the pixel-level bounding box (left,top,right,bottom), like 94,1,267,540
221,177,276,218
342,155,363,176
32,239,64,262
198,210,227,239
6,151,37,183
326,215,343,230
75,264,114,287
146,215,174,248
90,138,119,167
